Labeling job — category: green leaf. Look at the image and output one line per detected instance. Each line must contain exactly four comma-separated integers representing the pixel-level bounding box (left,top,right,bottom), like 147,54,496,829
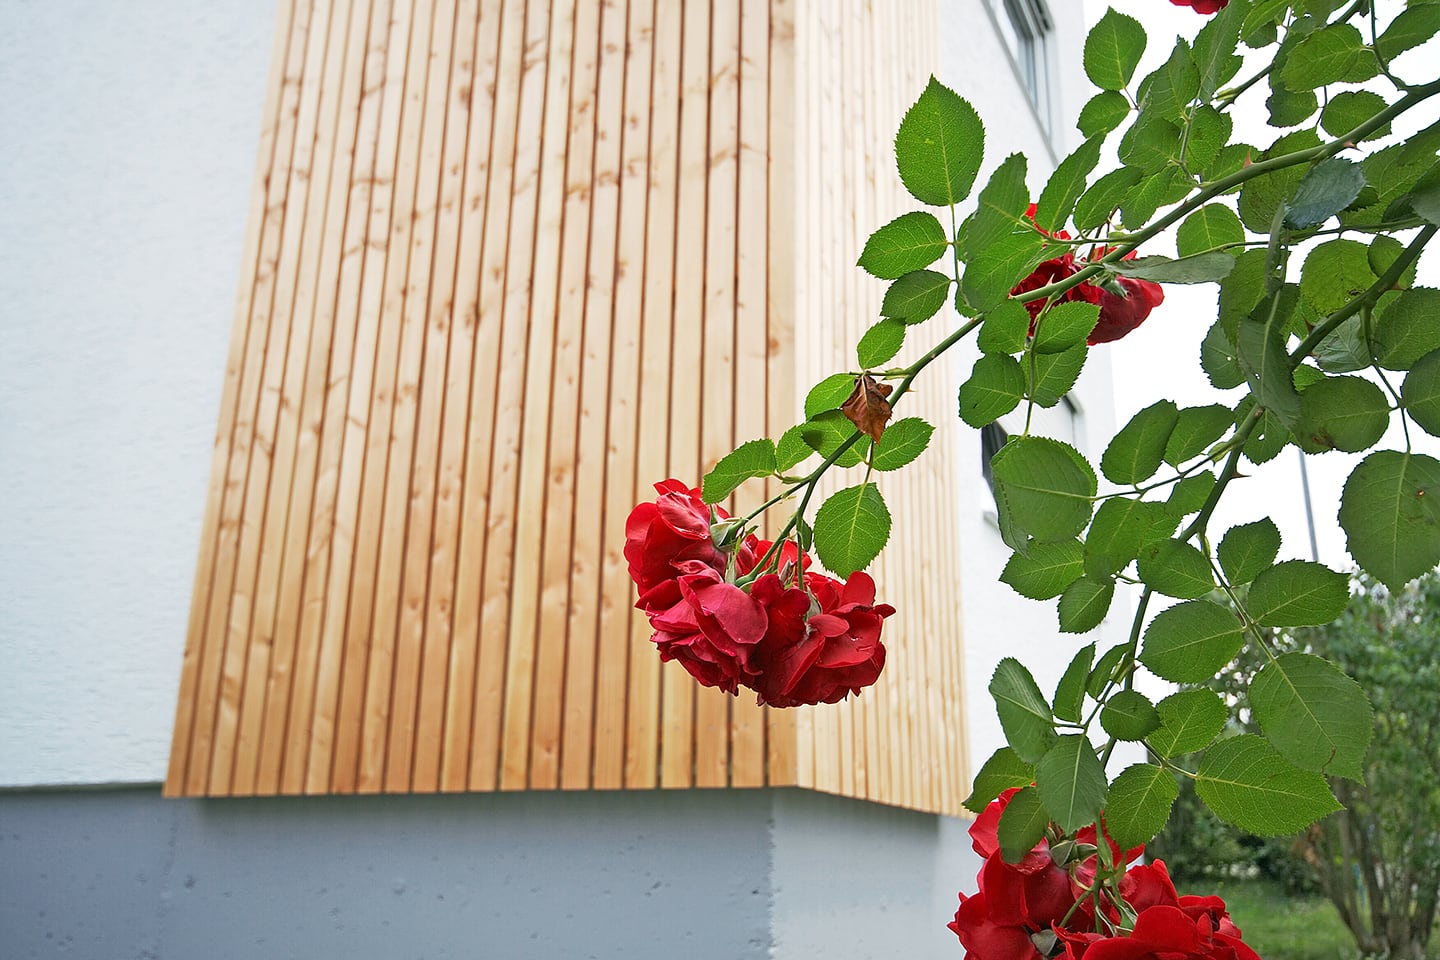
1344,142,1440,227
1137,539,1215,600
1377,5,1440,60
1195,734,1342,836
990,437,1098,545
1140,599,1245,683
1372,288,1440,371
1103,401,1180,485
967,154,1031,259
1367,236,1420,291
1035,138,1104,234
1192,0,1246,100
1140,38,1199,119
1118,115,1184,172
1078,90,1130,140
977,299,1031,356
1165,404,1233,466
1111,253,1235,284
1218,518,1282,586
1088,642,1132,698
857,211,949,279
1101,690,1161,742
1184,105,1233,173
959,354,1026,428
997,786,1050,863
1026,342,1088,408
856,318,907,368
702,439,777,503
775,424,813,473
1058,577,1115,634
1286,158,1366,229
1202,322,1245,390
1218,248,1270,343
1074,166,1145,232
812,483,891,577
1295,375,1390,454
1320,91,1391,142
1236,311,1302,429
1168,472,1217,517
871,417,933,471
1248,560,1350,627
964,747,1036,813
1104,764,1180,850
1240,403,1292,466
1036,735,1107,832
1148,689,1227,757
1033,302,1100,354
1279,23,1373,90
1053,643,1096,724
1315,315,1370,374
1401,347,1440,438
1267,87,1319,128
1085,497,1175,577
1002,539,1084,601
1252,653,1373,781
805,373,858,419
800,410,865,467
1177,205,1245,259
1085,9,1147,91
1120,167,1191,231
991,658,1059,763
962,231,1049,312
895,77,985,207
1238,129,1321,233
1338,451,1440,591
882,269,951,323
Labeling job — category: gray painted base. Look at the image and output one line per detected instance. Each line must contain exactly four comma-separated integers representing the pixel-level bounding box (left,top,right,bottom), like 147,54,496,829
0,787,979,960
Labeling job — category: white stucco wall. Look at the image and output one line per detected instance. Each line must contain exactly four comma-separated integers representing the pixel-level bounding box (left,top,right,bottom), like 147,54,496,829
0,1,274,786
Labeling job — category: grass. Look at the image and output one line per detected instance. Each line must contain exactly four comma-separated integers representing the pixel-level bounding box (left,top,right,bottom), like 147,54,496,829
1192,878,1359,960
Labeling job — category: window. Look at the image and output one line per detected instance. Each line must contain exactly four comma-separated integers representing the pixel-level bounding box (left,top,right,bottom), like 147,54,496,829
992,0,1055,133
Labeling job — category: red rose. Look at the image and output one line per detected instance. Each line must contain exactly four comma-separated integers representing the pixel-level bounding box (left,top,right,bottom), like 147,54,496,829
949,889,1048,960
624,480,730,601
748,569,892,707
1057,903,1261,960
1170,0,1229,13
646,561,768,693
1011,207,1165,345
625,484,892,704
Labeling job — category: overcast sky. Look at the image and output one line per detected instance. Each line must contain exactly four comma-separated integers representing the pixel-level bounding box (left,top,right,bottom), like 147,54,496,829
1078,0,1440,572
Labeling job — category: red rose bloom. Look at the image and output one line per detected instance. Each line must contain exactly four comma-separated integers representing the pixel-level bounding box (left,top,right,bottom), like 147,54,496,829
624,479,729,600
625,482,892,705
1171,0,1228,13
645,561,768,693
748,570,892,708
1011,205,1165,344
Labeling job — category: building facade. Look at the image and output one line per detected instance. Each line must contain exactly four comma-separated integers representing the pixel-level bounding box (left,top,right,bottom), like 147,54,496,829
0,1,1122,956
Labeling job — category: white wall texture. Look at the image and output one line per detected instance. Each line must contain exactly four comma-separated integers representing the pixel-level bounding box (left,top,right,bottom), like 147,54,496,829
0,1,274,785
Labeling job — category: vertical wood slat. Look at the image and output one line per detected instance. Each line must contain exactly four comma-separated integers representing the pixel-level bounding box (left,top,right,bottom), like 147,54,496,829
436,0,507,793
624,0,678,791
285,0,396,795
590,0,654,792
168,0,968,817
165,0,299,798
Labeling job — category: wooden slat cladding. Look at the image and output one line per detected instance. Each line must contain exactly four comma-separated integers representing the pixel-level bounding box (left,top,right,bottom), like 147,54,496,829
168,0,969,816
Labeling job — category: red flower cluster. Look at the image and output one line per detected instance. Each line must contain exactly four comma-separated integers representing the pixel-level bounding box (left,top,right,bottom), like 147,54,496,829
624,480,892,706
948,789,1258,960
1010,205,1165,345
1170,0,1229,13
